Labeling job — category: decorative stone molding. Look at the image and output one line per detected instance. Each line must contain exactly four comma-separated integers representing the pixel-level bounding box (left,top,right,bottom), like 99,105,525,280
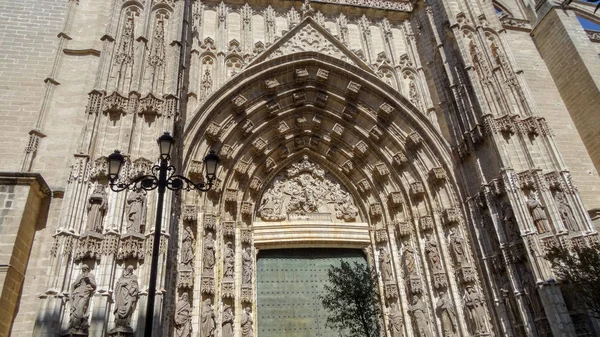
178,269,193,289
311,0,412,12
264,78,280,94
88,156,108,181
442,208,460,226
374,162,389,178
378,102,394,120
331,123,344,138
241,120,254,135
419,216,434,231
144,233,168,256
354,141,368,156
225,188,238,203
406,132,422,149
249,177,262,191
346,81,361,98
252,137,268,152
384,281,398,299
370,126,383,142
219,144,233,160
182,205,197,222
395,220,411,237
222,280,235,299
500,16,531,31
232,94,248,113
206,122,221,141
295,68,309,82
342,104,357,120
409,275,423,294
267,101,280,116
459,266,476,283
241,202,253,215
517,170,535,190
188,160,203,182
357,179,371,193
204,213,217,230
138,93,163,117
341,160,353,174
86,90,104,115
432,271,447,289
316,68,329,82
102,231,120,256
293,92,306,106
393,151,408,166
102,92,129,117
201,276,215,294
241,228,252,244
265,157,277,172
235,159,251,176
74,232,103,261
429,167,447,183
388,192,404,206
375,228,388,243
410,182,425,198
241,285,253,303
315,92,328,108
370,203,382,217
223,221,235,237
117,233,145,260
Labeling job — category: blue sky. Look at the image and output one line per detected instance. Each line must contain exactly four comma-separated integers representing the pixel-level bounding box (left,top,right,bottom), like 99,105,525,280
577,16,600,30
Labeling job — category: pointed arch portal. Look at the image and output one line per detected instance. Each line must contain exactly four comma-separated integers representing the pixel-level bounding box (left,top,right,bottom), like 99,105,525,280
181,46,478,335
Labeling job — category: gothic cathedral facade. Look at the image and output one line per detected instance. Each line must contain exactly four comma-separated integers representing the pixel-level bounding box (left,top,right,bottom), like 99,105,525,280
1,0,600,336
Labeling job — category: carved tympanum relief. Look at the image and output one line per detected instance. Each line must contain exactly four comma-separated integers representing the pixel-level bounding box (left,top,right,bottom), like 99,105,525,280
258,156,359,222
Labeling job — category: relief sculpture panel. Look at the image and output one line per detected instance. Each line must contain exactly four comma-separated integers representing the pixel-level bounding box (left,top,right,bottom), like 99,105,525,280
258,156,359,222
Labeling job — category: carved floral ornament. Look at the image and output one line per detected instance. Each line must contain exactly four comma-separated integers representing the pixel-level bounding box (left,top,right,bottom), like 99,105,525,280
258,156,360,222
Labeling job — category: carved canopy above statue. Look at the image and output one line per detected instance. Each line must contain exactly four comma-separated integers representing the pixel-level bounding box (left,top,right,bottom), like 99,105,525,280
258,156,360,222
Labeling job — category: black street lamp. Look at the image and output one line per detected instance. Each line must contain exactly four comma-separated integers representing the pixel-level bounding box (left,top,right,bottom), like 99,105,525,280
107,132,219,337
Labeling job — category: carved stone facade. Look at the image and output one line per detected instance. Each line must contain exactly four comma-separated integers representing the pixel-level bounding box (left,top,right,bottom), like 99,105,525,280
3,0,600,337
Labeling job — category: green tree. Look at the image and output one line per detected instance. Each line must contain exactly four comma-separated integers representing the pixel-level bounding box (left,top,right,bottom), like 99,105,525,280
320,260,381,337
546,244,600,317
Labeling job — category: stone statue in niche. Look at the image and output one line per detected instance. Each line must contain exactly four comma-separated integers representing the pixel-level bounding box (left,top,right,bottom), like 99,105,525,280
448,229,468,267
203,232,215,274
181,226,195,268
526,194,549,233
258,156,359,222
69,264,97,332
403,245,417,276
463,285,488,335
126,190,146,233
425,233,443,272
242,247,253,285
436,290,458,337
222,304,234,337
387,302,403,337
555,192,578,231
410,295,432,337
174,293,192,337
521,269,543,317
379,247,394,282
201,298,216,337
241,307,254,337
112,265,139,332
500,201,519,241
86,185,107,233
223,242,235,279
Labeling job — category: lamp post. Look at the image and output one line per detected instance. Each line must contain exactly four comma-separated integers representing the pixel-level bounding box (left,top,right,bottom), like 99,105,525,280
107,132,219,337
